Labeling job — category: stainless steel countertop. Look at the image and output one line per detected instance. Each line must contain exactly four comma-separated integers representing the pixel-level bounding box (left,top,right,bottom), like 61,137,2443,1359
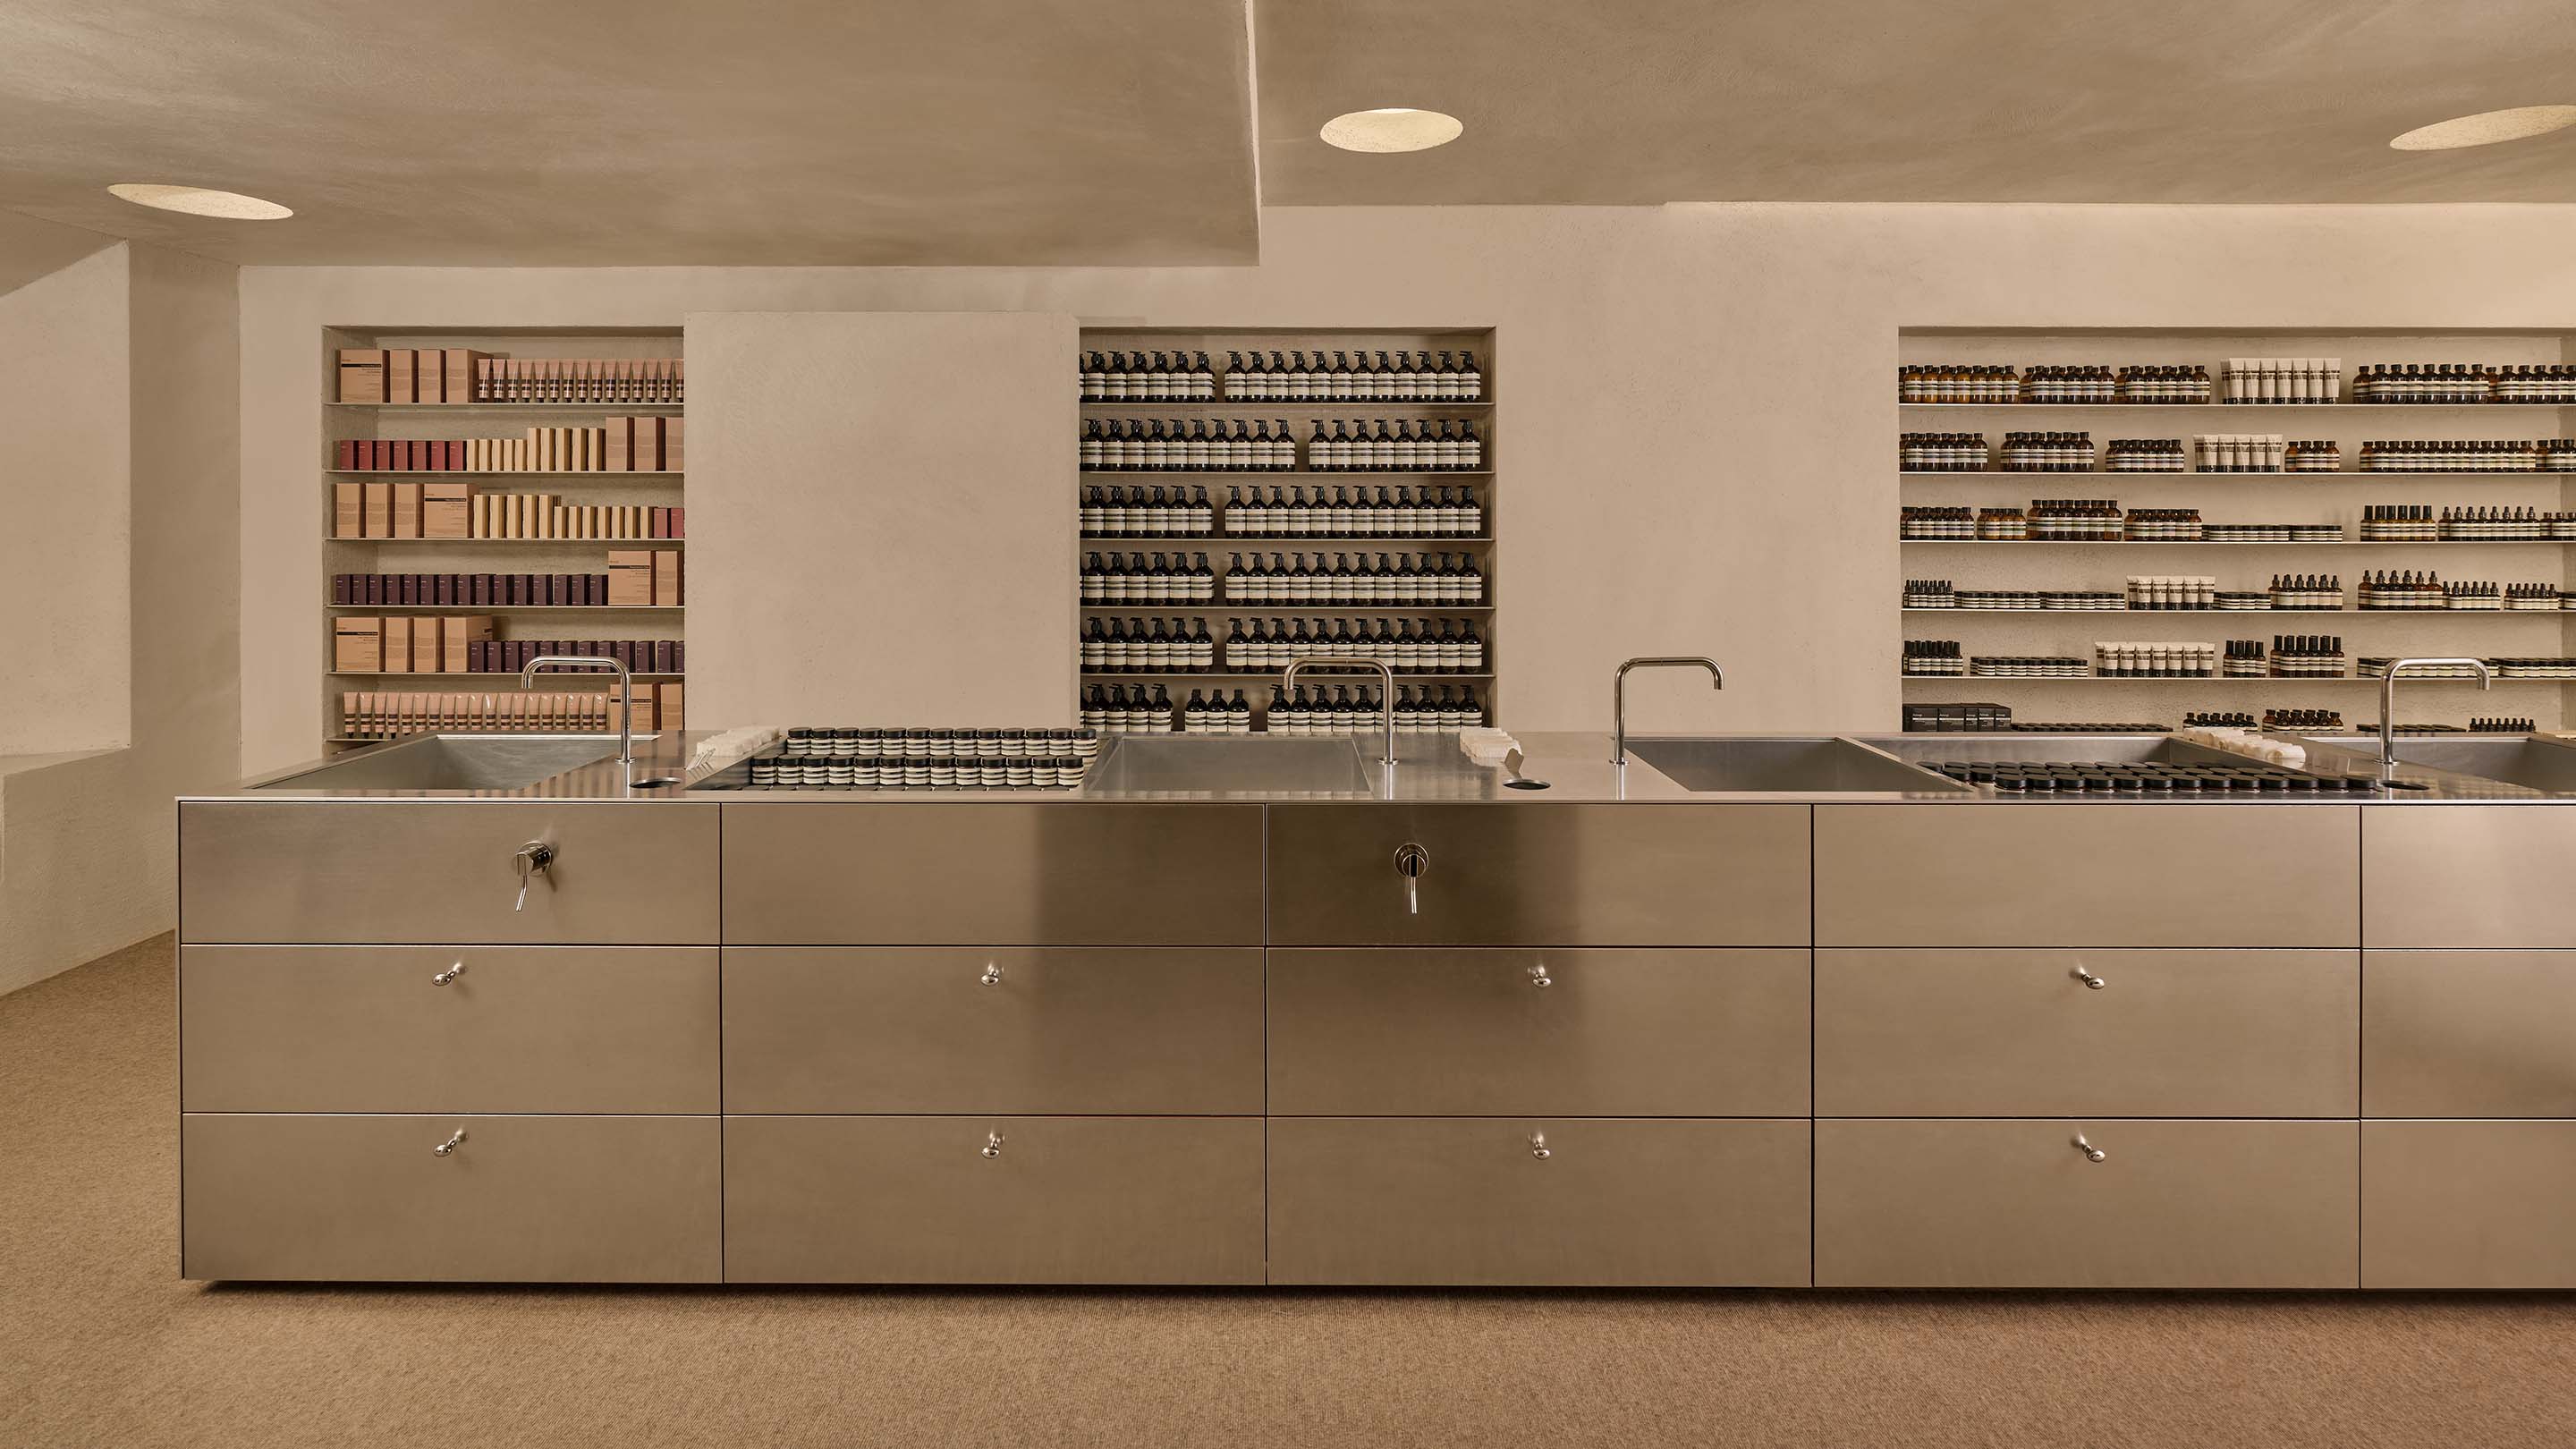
184,730,2576,804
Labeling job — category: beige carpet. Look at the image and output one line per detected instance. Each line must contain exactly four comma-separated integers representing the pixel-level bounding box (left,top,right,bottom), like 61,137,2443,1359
6,937,2576,1449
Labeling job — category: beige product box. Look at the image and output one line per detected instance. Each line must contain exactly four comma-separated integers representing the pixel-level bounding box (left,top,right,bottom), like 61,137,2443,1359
631,416,664,471
411,617,443,674
656,682,683,732
662,417,684,471
361,482,393,538
603,415,631,471
443,349,488,403
381,616,415,674
423,480,473,539
607,693,657,735
444,614,496,673
333,481,364,538
653,550,683,606
336,349,387,403
412,350,445,403
333,616,383,674
390,482,423,538
386,349,417,404
607,549,657,606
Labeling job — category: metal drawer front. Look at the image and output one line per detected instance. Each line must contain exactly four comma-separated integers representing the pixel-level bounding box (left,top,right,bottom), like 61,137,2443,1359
1815,804,2359,948
720,803,1263,945
179,801,719,945
1267,1118,1811,1286
723,1116,1265,1284
1266,804,1811,947
181,1114,719,1282
2362,1121,2576,1288
724,947,1263,1114
2365,952,2576,1117
1269,948,1809,1116
1814,1119,2358,1288
182,945,717,1114
1817,949,2357,1117
2364,810,2576,948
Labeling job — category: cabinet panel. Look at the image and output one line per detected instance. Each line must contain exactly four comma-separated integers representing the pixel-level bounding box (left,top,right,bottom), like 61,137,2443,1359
2365,810,2576,948
182,1114,719,1282
2365,952,2576,1117
721,803,1262,945
1267,1118,1810,1286
724,1115,1264,1284
724,947,1263,1114
1817,948,2356,1117
182,945,717,1114
2363,1121,2576,1288
1815,805,2358,947
1815,1119,2357,1288
179,801,719,945
1269,948,1809,1116
1267,804,1810,946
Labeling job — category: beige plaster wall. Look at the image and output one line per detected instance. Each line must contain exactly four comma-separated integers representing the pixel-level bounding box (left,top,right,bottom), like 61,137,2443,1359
236,205,2576,772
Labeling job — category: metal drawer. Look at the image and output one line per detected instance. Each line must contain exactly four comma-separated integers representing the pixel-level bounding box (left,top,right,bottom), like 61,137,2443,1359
1814,1119,2358,1288
1268,948,1809,1116
723,947,1263,1114
2363,1121,2576,1288
178,801,719,945
182,945,717,1114
1266,804,1810,947
723,1115,1265,1284
181,1114,720,1282
1266,1118,1810,1286
720,803,1262,945
1815,804,2359,947
2364,810,2576,948
2365,952,2576,1117
1816,949,2357,1117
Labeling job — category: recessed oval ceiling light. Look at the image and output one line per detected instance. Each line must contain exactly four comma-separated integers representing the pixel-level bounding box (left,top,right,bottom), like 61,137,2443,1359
106,183,292,219
2389,105,2576,151
1320,108,1463,154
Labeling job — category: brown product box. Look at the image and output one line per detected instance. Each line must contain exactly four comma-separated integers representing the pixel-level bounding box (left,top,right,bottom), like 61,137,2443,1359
336,348,387,403
361,481,393,538
333,481,364,538
606,549,657,606
414,352,445,403
606,693,657,735
390,482,423,538
657,682,683,732
632,416,664,471
386,349,417,403
662,417,684,471
381,615,415,673
653,550,682,607
423,480,474,539
603,415,631,471
411,617,444,674
443,614,495,673
443,349,487,404
334,616,384,673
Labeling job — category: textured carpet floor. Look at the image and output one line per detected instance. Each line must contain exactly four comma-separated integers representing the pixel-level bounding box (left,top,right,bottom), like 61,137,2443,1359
5,936,2576,1448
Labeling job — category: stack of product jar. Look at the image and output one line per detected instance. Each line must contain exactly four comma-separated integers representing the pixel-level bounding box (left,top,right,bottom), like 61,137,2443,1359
2018,365,2118,403
1899,433,1990,470
2093,642,2218,678
2222,359,2343,403
2217,589,2278,611
2124,508,2204,541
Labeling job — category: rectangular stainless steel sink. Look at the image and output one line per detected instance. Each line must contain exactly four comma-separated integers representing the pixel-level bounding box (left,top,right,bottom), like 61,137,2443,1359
1868,735,2251,768
1089,735,1372,793
1624,737,1970,793
252,735,624,792
2301,736,2576,793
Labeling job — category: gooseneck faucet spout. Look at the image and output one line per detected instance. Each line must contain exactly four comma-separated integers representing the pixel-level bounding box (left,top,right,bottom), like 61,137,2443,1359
521,656,638,768
2377,657,2490,785
1613,657,1724,767
1281,657,1399,767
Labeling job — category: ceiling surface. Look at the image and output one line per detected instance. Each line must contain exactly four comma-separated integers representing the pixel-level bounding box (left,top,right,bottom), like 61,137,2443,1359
3,0,2576,268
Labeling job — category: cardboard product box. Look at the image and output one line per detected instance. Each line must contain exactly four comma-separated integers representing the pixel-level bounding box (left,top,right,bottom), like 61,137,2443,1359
443,614,495,673
336,349,388,404
653,550,683,607
604,415,632,471
607,692,656,735
391,482,423,538
443,349,487,404
334,616,384,673
381,615,416,673
410,617,443,674
632,416,664,472
657,682,683,732
361,482,393,538
662,418,684,471
333,482,363,538
423,481,474,539
386,349,417,403
607,549,657,606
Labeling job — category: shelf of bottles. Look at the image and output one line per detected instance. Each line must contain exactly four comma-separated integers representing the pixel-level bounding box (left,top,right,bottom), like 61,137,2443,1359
1076,326,1497,734
1893,328,2576,731
321,326,686,751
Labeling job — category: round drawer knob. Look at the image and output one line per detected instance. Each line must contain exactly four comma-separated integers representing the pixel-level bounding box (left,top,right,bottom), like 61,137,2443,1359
2073,1133,2106,1163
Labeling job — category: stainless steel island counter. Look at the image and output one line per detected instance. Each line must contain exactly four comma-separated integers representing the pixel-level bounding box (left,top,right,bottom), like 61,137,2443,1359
175,730,2576,1288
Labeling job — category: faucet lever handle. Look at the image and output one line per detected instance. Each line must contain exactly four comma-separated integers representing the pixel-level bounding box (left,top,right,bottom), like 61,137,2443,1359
1394,842,1429,915
513,841,556,911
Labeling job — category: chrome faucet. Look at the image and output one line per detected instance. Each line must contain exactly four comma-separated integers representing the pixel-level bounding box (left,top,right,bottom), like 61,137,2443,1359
1613,657,1723,767
2376,657,2490,785
520,656,638,767
1281,657,1398,767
